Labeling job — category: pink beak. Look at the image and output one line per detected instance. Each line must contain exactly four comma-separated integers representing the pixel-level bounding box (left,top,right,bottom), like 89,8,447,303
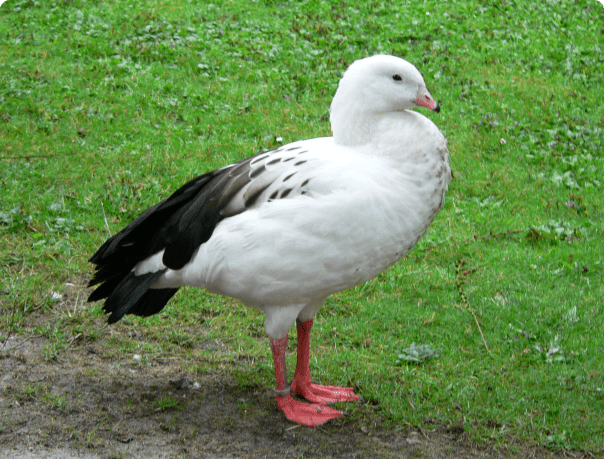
415,90,440,112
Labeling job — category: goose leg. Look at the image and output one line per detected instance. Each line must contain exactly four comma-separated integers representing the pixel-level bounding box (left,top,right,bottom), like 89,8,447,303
291,318,359,404
270,334,342,426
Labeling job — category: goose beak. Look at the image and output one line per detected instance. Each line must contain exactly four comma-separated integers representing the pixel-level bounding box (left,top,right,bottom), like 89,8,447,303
415,89,440,113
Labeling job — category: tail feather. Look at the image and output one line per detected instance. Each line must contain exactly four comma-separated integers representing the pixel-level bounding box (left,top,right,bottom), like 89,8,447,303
88,263,127,288
120,287,179,321
87,274,123,303
98,269,177,324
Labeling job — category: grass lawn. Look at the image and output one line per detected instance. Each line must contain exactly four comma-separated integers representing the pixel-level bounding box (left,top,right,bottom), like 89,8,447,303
1,0,603,454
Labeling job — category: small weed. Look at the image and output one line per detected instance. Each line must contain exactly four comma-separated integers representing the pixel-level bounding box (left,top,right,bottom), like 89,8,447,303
395,343,440,365
544,431,571,451
41,393,68,411
153,394,181,412
84,422,102,448
18,382,44,400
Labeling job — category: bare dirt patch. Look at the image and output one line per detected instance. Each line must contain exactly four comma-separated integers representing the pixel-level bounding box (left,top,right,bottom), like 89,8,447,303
0,332,589,459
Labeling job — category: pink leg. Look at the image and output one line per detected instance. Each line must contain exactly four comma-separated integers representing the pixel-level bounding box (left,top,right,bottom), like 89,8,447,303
269,334,342,426
291,318,359,404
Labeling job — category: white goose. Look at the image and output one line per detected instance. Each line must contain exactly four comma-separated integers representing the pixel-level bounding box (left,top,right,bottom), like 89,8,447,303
88,55,450,427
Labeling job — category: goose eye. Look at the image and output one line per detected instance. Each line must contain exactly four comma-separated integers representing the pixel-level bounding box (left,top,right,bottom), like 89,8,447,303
392,74,402,82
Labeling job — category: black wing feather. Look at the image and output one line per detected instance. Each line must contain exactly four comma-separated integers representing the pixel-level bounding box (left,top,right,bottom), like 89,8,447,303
88,154,260,322
88,145,313,323
103,270,175,323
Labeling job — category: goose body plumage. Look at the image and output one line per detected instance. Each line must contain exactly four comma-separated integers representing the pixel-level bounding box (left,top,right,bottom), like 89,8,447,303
88,55,451,426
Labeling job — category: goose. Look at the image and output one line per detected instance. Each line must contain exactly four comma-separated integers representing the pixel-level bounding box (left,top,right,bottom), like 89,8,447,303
88,54,450,427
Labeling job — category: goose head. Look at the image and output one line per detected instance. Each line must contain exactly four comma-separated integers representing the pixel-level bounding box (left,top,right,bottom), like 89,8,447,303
330,55,440,146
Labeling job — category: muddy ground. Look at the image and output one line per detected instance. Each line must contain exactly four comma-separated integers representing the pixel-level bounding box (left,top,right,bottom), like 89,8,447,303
0,329,594,459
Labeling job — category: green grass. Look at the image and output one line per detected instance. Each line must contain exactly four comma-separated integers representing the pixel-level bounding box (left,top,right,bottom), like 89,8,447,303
1,0,603,453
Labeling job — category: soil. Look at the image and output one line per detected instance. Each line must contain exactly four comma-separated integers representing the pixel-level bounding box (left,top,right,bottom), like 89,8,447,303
1,330,593,459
